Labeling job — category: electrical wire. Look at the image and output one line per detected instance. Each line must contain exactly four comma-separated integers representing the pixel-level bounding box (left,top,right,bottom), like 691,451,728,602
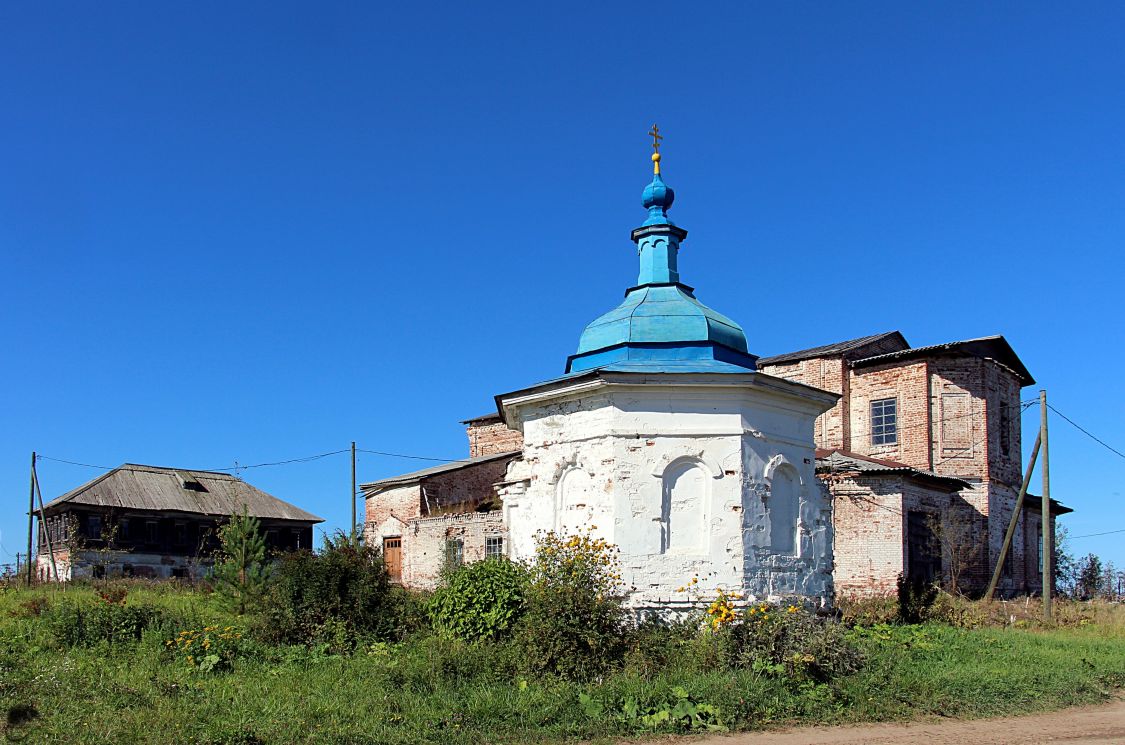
1069,528,1125,540
1046,403,1125,460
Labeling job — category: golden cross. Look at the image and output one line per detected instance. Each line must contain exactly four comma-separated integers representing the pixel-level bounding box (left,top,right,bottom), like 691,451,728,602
648,123,663,153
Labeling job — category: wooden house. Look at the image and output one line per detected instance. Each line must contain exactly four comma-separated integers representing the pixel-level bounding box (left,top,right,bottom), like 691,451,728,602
35,464,323,581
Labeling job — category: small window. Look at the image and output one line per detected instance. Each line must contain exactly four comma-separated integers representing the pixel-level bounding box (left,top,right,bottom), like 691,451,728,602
146,521,159,545
87,515,102,540
444,538,464,568
174,523,187,546
485,536,504,558
1000,405,1012,457
118,519,130,541
871,398,897,446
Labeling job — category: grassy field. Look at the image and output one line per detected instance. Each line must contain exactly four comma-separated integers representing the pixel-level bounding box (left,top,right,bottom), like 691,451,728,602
1,584,1123,744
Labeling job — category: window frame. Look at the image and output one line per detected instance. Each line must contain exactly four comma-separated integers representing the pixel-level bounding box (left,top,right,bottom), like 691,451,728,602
870,397,898,446
485,536,504,558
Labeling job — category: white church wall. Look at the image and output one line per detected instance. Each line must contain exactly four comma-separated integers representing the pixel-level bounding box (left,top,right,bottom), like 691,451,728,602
499,375,836,612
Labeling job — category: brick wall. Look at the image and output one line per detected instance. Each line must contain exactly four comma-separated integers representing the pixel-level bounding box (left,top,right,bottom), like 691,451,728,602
760,357,848,447
828,474,907,596
848,360,932,469
397,511,507,589
466,419,524,457
424,456,515,513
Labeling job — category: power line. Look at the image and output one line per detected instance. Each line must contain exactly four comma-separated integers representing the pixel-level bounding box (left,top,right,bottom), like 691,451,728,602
1046,403,1125,460
357,448,467,463
1069,528,1125,540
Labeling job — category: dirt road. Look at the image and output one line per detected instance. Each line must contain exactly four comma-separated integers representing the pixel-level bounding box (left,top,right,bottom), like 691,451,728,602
705,699,1125,744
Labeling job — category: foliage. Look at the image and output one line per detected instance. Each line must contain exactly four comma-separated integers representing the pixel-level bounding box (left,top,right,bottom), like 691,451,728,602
1077,553,1104,600
258,530,394,648
45,600,163,646
165,625,246,672
579,685,724,732
896,574,939,624
429,558,528,641
1,583,1125,743
514,530,627,681
211,510,271,615
725,603,864,683
836,593,899,626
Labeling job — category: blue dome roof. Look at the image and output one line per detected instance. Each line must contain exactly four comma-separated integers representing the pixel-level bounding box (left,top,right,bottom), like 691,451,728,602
576,284,748,354
563,153,757,375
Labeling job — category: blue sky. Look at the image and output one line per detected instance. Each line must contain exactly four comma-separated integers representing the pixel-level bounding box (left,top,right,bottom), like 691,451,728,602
2,2,1123,571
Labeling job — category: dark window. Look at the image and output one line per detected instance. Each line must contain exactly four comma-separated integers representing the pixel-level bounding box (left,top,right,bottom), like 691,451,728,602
146,521,158,545
87,515,102,540
1037,526,1044,575
485,536,504,558
119,519,130,541
871,398,897,445
445,538,464,568
906,511,941,585
174,523,187,546
1000,404,1012,457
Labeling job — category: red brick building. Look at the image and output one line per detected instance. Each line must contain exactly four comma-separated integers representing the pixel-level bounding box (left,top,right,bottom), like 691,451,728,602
758,331,1070,597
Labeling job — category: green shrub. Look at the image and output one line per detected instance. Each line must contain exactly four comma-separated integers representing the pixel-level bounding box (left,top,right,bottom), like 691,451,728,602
514,531,627,681
836,593,899,626
46,600,163,646
896,574,939,624
429,559,528,642
258,531,394,647
165,624,247,672
725,604,863,683
212,510,272,616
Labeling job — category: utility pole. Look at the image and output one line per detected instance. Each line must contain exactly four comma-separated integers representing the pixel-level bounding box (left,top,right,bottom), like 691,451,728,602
1041,390,1052,621
984,431,1040,601
33,460,59,581
26,452,36,586
351,441,357,538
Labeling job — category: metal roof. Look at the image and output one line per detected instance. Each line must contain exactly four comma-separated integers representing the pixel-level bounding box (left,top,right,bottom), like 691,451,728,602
758,331,908,366
359,451,519,493
460,412,502,425
852,335,1034,385
43,464,323,522
815,448,970,490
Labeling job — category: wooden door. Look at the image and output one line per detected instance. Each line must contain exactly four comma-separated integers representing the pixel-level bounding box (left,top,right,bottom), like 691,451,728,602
383,537,402,583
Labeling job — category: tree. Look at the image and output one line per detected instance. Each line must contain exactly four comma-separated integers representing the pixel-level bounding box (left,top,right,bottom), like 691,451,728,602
212,509,271,614
1077,553,1103,600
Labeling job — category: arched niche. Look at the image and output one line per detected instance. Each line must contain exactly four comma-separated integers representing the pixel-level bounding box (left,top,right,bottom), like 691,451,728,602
659,459,710,555
556,466,595,536
767,462,800,556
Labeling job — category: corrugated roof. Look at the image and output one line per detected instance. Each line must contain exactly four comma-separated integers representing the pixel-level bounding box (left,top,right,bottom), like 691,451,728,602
758,331,907,366
43,464,323,522
815,448,970,489
460,412,502,425
852,335,1034,385
359,451,519,493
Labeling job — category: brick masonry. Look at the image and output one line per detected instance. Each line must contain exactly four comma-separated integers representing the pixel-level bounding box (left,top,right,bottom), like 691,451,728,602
762,341,1054,598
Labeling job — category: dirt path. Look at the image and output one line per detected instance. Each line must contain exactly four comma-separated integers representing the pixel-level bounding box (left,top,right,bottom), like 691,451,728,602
700,699,1125,744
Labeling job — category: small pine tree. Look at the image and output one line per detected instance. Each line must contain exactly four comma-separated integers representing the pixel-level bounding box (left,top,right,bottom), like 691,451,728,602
212,509,271,614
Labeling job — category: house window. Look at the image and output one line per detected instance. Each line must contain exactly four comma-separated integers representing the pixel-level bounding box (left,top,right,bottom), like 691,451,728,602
146,521,159,545
174,523,187,546
444,538,464,568
1000,404,1012,457
1037,526,1044,575
119,519,130,542
485,536,504,558
871,398,897,445
87,515,102,540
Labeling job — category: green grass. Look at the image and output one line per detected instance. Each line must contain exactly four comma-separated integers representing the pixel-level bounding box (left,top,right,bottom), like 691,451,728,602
2,585,1123,744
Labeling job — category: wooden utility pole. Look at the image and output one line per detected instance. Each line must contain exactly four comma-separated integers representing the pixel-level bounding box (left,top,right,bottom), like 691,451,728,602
984,431,1041,601
32,460,59,581
1041,389,1052,621
26,452,36,586
351,441,357,537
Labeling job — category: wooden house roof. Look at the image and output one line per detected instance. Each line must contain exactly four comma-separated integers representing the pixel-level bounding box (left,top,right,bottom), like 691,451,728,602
42,464,323,523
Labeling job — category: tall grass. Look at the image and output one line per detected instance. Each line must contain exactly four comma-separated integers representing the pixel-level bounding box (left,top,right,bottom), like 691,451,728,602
2,584,1123,744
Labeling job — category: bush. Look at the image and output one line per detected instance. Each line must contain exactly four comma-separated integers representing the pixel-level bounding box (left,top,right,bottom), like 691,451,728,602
429,558,528,642
166,624,247,672
46,600,163,646
514,530,627,681
896,575,939,624
836,593,899,626
725,604,863,683
258,532,395,648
